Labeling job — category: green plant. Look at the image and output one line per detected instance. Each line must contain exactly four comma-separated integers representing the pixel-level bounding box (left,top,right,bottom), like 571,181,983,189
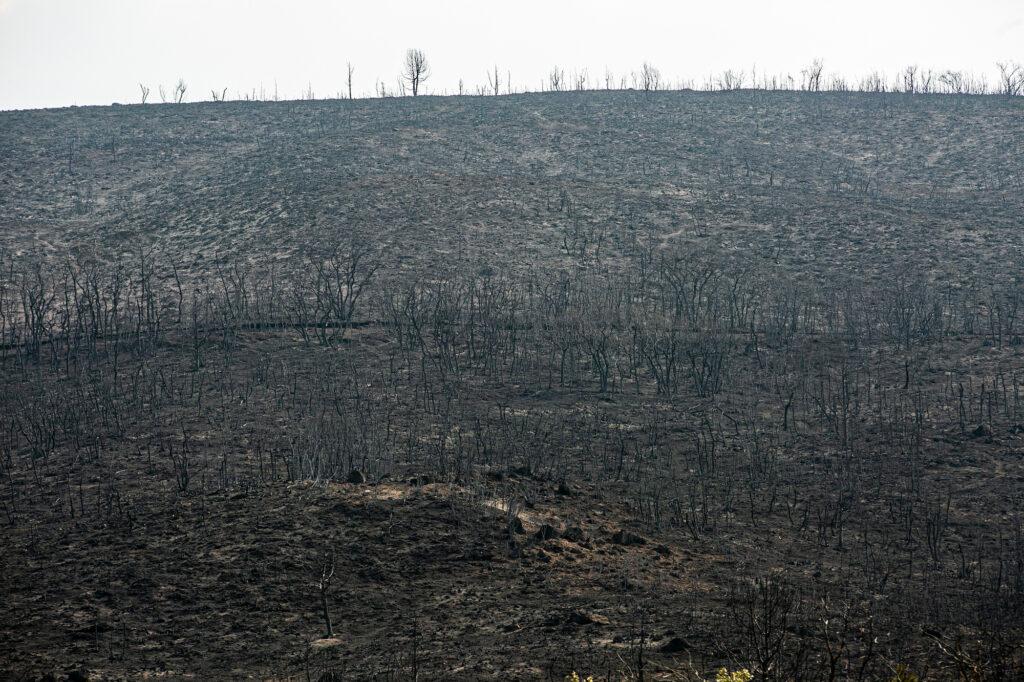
565,673,594,682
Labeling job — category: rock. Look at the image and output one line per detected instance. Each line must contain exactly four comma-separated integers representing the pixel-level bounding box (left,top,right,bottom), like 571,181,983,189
612,529,647,546
535,524,561,541
509,516,526,534
970,424,992,439
561,525,588,543
347,469,366,484
569,610,610,626
654,544,672,556
660,636,690,654
556,480,574,496
310,637,345,651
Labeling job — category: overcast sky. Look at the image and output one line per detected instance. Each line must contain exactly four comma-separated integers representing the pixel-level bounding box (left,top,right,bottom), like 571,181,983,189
1,0,1022,110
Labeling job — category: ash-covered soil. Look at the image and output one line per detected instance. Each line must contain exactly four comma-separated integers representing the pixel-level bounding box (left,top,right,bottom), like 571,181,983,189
1,91,1021,284
1,90,1023,680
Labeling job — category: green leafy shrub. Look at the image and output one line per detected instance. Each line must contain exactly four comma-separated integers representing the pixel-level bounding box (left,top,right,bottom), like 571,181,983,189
564,674,594,682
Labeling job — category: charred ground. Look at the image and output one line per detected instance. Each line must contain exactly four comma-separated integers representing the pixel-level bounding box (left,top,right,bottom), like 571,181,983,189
1,90,1023,680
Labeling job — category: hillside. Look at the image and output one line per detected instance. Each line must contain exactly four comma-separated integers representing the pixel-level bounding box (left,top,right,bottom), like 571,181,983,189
1,90,1023,680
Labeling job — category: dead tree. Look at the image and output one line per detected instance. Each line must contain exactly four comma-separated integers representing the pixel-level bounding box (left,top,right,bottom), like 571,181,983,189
402,48,430,96
919,68,935,93
549,66,565,92
138,84,150,104
802,58,824,92
730,575,796,680
996,61,1023,96
902,65,918,93
718,69,746,91
639,62,661,92
573,68,588,91
318,550,336,638
487,65,501,95
347,61,354,99
174,78,188,104
301,236,381,345
939,70,966,94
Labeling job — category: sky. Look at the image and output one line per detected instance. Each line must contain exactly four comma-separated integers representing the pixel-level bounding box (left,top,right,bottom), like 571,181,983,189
1,0,1022,110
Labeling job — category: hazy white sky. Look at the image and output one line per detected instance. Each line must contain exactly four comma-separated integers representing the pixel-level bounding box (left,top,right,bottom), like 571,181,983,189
1,0,1022,109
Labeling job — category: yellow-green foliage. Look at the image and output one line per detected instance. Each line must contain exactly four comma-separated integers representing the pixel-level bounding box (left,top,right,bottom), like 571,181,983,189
715,669,754,682
890,664,920,682
564,674,594,682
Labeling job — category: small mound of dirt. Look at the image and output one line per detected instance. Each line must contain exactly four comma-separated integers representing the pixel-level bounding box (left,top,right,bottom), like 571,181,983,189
569,610,610,626
660,636,690,654
535,524,561,541
561,525,588,543
612,529,646,546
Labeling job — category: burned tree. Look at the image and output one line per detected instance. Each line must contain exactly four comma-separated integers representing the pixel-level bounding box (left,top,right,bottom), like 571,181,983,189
996,61,1023,96
402,48,430,96
487,64,501,95
639,62,661,92
173,78,188,103
802,58,824,91
549,66,565,92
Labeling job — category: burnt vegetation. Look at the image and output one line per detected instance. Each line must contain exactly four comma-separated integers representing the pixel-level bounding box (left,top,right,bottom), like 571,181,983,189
1,84,1023,680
